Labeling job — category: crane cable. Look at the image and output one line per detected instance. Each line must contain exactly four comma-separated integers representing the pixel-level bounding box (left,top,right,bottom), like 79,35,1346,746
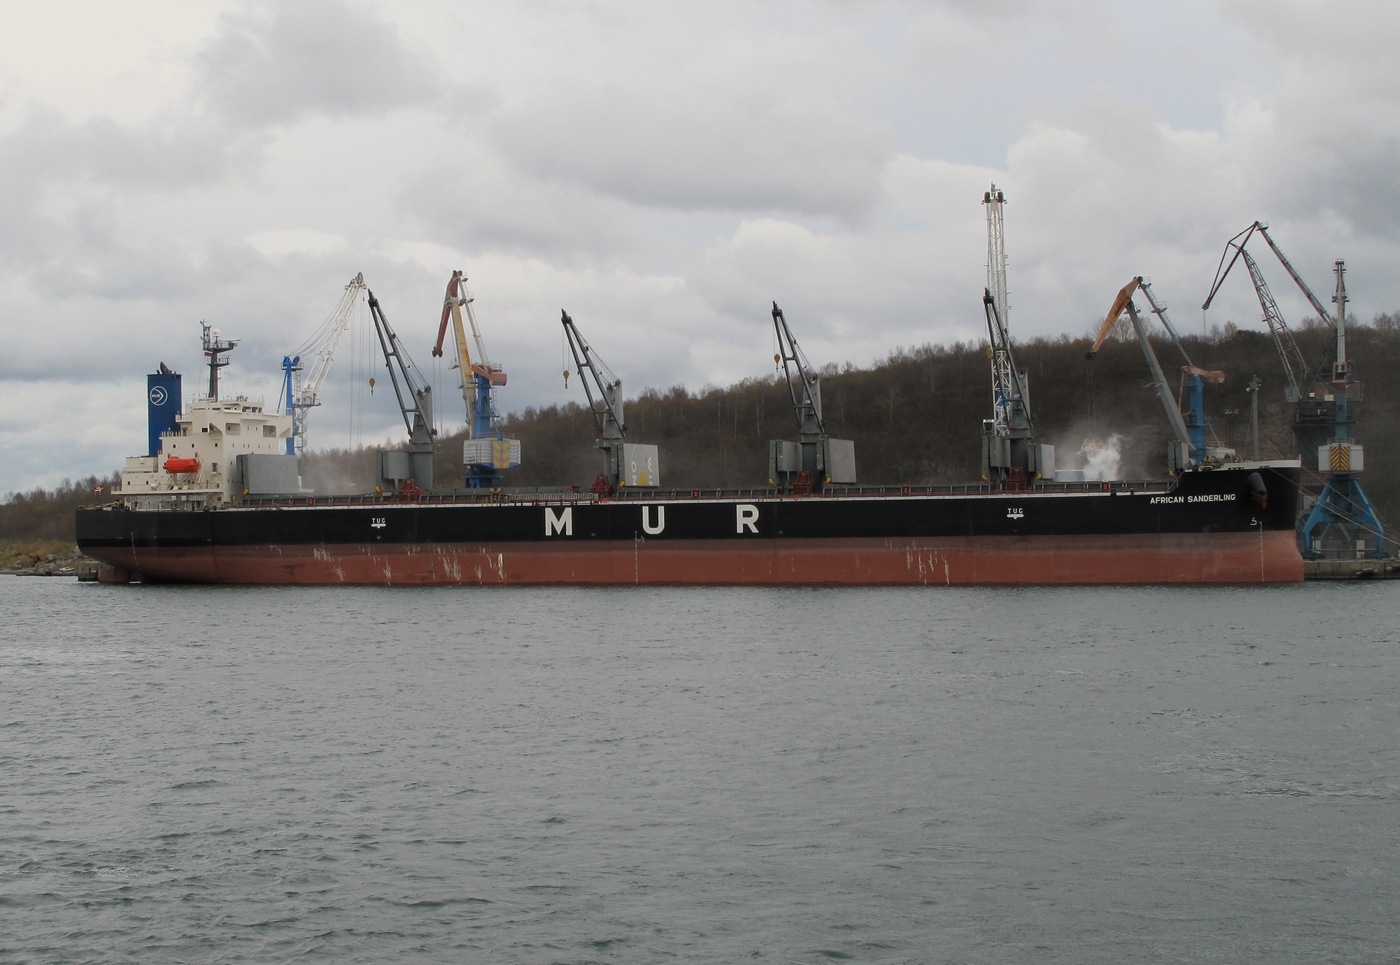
348,297,360,450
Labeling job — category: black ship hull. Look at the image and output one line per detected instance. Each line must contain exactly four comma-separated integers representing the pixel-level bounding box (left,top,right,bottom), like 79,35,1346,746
77,464,1304,585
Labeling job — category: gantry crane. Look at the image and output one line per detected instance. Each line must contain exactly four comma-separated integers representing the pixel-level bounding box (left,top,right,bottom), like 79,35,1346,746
1296,260,1385,558
766,302,855,493
560,310,657,494
1088,277,1225,471
279,273,367,455
367,287,435,495
432,270,519,488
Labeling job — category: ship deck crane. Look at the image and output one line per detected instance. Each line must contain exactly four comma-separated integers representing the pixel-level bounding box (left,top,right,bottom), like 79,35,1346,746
978,184,1047,487
1088,277,1225,470
1139,278,1228,464
432,270,519,488
280,273,367,455
561,310,656,494
770,302,823,441
980,288,1042,487
767,302,854,492
367,287,435,495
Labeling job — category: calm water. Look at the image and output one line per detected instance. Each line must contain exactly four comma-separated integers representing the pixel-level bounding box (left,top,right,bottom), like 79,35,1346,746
1,577,1397,964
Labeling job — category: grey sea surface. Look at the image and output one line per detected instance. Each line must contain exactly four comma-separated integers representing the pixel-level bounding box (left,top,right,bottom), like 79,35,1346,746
1,577,1397,964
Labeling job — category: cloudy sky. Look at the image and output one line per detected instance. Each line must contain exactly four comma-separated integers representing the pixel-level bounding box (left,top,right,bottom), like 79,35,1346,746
3,0,1398,496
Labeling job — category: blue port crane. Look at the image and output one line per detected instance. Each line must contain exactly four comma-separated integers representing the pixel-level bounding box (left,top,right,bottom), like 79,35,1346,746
432,270,519,488
1296,260,1385,558
279,273,367,455
1088,277,1225,472
1203,223,1386,559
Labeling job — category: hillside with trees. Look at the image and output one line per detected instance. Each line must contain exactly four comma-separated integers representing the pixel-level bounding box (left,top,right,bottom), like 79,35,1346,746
0,474,117,568
9,313,1400,556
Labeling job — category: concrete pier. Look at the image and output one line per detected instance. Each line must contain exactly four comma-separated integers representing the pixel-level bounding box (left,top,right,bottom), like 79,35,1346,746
1304,558,1400,580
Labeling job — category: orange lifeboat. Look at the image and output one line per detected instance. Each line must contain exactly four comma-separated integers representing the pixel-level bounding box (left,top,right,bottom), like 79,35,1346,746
163,456,201,474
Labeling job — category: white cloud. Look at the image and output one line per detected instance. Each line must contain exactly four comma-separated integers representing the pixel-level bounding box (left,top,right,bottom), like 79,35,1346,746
196,0,443,126
492,83,889,221
0,2,219,127
397,150,645,259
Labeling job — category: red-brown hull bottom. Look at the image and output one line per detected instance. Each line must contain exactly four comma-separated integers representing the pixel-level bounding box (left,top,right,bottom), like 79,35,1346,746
94,532,1304,585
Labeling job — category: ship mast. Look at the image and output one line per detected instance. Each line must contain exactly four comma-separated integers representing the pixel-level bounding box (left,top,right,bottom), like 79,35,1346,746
201,321,239,401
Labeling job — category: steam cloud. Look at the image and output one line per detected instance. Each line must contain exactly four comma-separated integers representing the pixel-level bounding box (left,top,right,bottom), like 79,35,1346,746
1079,433,1123,482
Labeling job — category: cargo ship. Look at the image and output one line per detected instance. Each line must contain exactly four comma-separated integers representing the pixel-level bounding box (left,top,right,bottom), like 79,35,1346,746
75,283,1306,586
78,466,1304,586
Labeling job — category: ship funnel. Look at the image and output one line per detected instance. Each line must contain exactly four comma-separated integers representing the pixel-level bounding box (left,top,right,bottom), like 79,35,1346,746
147,368,182,456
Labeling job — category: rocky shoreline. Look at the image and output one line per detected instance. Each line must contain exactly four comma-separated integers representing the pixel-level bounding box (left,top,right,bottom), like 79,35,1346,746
2,547,91,577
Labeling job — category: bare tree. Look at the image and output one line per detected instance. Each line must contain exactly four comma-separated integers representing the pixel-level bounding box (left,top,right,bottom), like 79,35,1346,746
884,384,903,424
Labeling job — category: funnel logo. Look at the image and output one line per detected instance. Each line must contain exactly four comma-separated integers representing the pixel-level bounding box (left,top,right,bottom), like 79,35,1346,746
149,385,168,407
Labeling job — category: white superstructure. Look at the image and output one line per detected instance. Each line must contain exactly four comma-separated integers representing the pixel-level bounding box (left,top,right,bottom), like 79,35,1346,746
119,395,296,509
